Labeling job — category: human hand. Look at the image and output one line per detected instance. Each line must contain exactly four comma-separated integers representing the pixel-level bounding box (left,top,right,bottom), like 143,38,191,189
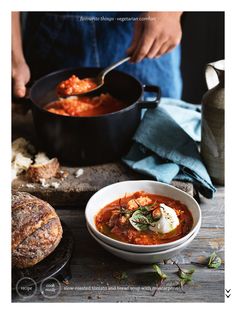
126,12,183,63
12,61,31,98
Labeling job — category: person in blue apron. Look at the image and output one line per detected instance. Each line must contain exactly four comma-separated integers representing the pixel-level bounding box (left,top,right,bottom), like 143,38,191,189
12,12,183,99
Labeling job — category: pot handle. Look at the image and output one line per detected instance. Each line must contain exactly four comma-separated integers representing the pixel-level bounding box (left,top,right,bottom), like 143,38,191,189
137,85,161,109
12,86,33,113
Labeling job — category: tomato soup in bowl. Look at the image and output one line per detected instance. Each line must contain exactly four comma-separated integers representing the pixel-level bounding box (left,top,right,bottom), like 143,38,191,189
85,181,201,253
95,191,193,246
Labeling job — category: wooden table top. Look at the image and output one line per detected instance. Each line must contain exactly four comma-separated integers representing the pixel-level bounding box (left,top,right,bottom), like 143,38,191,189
12,186,224,303
12,110,224,302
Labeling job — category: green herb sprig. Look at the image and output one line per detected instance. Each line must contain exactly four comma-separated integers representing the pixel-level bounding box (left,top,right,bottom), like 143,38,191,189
118,199,132,217
208,252,222,269
128,201,161,231
129,210,155,231
191,252,222,269
172,260,195,293
152,264,167,295
152,264,167,281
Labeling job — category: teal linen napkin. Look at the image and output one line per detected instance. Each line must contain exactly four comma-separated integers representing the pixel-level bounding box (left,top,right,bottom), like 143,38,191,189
123,98,216,198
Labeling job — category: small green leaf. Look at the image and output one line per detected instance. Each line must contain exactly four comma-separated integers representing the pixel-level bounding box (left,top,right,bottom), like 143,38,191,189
178,268,195,281
138,205,150,212
152,264,167,280
179,279,188,293
177,269,194,293
178,272,192,282
172,260,195,289
129,210,151,231
170,260,195,293
208,252,222,269
134,201,157,213
146,213,155,222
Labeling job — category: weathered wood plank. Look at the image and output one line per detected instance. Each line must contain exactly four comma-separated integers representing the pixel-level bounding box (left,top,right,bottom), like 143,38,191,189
12,214,224,303
57,224,224,266
13,265,224,303
199,187,224,228
12,205,224,303
12,163,194,206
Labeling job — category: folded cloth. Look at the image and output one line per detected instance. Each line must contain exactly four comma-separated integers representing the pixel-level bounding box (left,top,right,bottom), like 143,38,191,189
123,98,216,198
158,98,202,142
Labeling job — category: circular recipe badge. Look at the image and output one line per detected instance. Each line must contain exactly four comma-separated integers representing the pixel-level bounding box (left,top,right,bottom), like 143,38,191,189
40,277,61,299
16,277,37,299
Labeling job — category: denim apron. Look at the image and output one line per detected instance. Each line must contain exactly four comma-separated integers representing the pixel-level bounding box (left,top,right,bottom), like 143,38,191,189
24,12,182,98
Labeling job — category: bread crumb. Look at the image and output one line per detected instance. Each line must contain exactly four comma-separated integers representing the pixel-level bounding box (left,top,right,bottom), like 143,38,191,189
51,182,60,189
12,138,61,183
39,179,60,189
39,178,50,188
55,169,69,180
127,196,152,210
75,169,84,178
34,152,50,165
136,196,152,206
11,138,34,181
127,199,139,210
12,137,33,160
12,168,17,181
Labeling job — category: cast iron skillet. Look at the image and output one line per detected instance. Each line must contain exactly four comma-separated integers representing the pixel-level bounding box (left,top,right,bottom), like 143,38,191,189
21,67,161,166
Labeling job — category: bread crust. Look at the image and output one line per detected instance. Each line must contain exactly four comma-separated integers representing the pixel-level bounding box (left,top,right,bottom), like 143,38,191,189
12,218,63,268
12,191,63,268
12,191,39,209
27,158,60,182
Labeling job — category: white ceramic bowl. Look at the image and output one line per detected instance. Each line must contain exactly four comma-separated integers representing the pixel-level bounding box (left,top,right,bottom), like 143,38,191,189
87,223,200,264
85,180,201,253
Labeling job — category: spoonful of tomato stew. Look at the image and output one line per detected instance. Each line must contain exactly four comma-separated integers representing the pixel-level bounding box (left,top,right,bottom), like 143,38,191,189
57,56,131,98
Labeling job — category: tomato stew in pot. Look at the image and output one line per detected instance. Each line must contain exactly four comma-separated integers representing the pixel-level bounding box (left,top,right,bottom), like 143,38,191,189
44,93,127,117
29,66,160,165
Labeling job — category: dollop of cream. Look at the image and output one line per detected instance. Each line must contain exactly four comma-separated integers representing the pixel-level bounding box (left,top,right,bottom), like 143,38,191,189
149,203,179,234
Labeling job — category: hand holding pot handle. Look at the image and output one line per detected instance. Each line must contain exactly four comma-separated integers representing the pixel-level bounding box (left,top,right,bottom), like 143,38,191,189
12,83,33,114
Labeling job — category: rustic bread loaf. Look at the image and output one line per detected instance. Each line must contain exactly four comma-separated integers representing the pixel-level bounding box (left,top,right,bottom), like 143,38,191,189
12,191,63,268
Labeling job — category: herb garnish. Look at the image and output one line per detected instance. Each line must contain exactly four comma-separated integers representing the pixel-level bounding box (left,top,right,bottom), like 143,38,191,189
152,264,167,281
172,260,195,293
208,252,222,269
191,252,222,269
129,201,161,231
151,264,167,295
129,210,155,231
118,199,132,217
152,264,167,297
134,200,158,212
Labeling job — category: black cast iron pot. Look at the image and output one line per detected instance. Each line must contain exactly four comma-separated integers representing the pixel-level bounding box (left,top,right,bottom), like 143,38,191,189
27,67,161,166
